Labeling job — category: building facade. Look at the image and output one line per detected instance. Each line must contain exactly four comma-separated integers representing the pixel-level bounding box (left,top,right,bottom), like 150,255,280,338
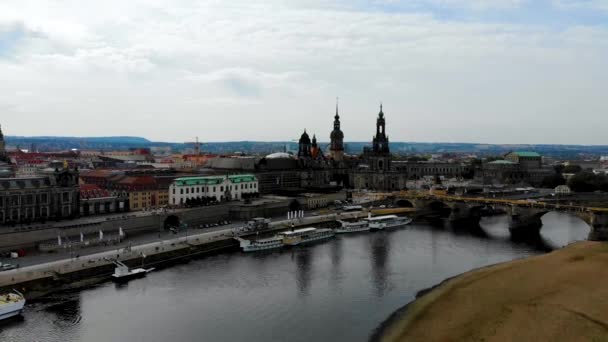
329,101,345,161
352,105,407,191
169,174,258,205
0,168,80,224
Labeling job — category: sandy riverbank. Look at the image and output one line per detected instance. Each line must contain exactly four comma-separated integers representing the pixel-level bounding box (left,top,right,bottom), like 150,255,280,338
380,241,608,342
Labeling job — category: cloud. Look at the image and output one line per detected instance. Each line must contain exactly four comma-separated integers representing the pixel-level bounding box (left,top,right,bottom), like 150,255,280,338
552,0,608,11
0,0,606,144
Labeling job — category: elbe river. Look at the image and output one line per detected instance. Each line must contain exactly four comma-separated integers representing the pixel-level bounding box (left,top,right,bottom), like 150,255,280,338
0,213,589,342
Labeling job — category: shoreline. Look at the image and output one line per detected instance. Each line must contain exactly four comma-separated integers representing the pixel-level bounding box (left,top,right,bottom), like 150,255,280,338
375,241,608,341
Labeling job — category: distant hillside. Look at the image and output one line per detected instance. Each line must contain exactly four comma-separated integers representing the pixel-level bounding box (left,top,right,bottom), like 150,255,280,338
4,136,608,158
6,136,152,151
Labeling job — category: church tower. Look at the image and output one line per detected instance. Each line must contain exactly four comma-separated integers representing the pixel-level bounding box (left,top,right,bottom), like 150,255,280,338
298,129,312,158
0,124,6,158
329,99,345,161
372,104,390,155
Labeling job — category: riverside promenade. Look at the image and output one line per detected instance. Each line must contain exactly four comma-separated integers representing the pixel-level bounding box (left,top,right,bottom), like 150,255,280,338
0,211,366,290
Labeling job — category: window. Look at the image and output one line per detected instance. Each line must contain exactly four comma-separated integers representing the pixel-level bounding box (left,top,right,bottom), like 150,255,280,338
11,195,19,206
63,192,70,203
241,184,244,189
213,187,216,192
220,186,224,192
41,207,48,218
186,188,189,194
180,189,184,195
172,188,175,194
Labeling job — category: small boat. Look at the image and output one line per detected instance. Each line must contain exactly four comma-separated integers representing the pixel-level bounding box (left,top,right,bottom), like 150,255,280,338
280,227,335,246
236,236,283,252
110,260,154,282
0,290,25,321
335,219,369,234
368,215,413,232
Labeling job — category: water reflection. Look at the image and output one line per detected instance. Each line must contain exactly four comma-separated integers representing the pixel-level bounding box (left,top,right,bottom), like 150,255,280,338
369,232,390,297
0,213,590,342
44,296,82,327
294,248,312,296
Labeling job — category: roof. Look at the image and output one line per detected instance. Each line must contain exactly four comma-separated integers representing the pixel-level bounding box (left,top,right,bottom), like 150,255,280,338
487,160,516,165
511,151,541,158
228,174,256,183
173,176,226,186
173,174,257,186
265,152,294,160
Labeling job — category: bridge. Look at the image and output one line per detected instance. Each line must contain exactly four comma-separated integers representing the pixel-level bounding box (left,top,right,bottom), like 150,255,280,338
392,191,608,241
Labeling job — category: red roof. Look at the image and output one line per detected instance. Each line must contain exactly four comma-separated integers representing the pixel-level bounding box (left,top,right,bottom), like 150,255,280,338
80,184,112,199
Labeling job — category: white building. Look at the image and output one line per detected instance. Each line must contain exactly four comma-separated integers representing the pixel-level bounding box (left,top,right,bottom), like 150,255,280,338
169,174,258,205
554,185,571,195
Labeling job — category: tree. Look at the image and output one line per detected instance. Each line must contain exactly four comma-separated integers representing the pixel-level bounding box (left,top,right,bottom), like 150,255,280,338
563,164,582,174
541,173,566,188
568,172,608,192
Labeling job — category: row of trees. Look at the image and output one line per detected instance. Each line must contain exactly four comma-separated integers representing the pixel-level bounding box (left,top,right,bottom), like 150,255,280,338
542,171,608,192
184,196,219,207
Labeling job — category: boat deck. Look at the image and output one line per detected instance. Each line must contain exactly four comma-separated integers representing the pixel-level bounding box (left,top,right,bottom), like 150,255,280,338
0,294,23,304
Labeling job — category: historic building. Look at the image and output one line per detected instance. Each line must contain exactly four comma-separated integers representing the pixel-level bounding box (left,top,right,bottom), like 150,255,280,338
0,168,80,224
169,174,258,205
329,101,345,161
0,124,8,163
352,105,407,191
481,151,553,185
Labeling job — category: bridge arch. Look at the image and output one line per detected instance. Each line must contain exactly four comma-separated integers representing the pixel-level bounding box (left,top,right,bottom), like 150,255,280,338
164,215,180,230
396,199,414,208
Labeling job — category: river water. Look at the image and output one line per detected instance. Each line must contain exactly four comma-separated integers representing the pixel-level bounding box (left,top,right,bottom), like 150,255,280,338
0,213,590,342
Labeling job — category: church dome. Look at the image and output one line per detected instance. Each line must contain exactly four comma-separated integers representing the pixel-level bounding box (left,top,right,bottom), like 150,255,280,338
299,130,311,144
265,152,295,160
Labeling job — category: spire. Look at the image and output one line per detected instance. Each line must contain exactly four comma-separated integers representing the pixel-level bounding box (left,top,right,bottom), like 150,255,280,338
379,103,384,118
312,134,317,144
335,97,339,119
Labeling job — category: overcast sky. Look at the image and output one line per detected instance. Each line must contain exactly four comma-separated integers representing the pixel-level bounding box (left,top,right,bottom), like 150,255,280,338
1,0,607,144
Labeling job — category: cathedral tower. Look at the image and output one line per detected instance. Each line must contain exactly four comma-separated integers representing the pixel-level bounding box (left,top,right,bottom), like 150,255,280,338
329,99,345,161
372,104,390,155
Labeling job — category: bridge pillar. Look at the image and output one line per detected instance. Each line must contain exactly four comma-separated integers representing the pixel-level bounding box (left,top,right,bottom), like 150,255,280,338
588,212,608,241
508,206,547,238
448,203,481,227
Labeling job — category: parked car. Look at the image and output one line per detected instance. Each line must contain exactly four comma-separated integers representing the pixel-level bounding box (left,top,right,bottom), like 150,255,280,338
0,263,16,271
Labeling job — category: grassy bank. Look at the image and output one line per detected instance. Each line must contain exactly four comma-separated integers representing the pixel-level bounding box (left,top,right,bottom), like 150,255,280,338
381,241,608,342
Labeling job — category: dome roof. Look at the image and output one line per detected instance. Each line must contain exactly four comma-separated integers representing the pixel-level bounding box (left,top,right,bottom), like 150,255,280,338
299,130,311,144
265,152,295,160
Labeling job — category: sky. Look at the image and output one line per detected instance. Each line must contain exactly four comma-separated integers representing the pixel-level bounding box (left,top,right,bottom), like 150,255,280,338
0,0,607,144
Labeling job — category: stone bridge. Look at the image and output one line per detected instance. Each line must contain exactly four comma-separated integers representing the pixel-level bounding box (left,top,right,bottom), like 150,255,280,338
394,193,608,241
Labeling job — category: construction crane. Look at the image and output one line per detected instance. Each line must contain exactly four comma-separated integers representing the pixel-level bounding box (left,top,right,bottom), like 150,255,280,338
183,137,203,167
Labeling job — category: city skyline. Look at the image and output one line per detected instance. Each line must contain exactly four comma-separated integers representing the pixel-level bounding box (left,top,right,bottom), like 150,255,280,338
1,0,607,144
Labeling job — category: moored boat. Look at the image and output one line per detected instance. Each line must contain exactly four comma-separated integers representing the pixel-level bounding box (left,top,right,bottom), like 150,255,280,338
368,215,412,232
110,260,154,283
0,290,25,321
236,235,283,252
280,227,335,246
335,219,369,234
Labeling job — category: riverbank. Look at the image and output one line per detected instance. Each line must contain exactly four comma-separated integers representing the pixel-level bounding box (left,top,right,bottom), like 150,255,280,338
379,241,608,341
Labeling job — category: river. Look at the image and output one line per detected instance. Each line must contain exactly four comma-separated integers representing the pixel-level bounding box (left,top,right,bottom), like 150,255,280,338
0,212,590,342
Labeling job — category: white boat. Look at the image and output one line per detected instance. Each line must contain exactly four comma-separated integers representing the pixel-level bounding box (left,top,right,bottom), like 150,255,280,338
110,260,154,282
368,215,412,232
335,220,369,234
0,290,25,321
237,236,283,252
280,227,335,246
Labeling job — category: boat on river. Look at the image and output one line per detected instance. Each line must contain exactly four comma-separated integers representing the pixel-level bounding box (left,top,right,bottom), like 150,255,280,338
368,215,412,232
110,260,154,283
237,235,284,252
335,219,369,234
0,290,25,321
280,227,335,246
